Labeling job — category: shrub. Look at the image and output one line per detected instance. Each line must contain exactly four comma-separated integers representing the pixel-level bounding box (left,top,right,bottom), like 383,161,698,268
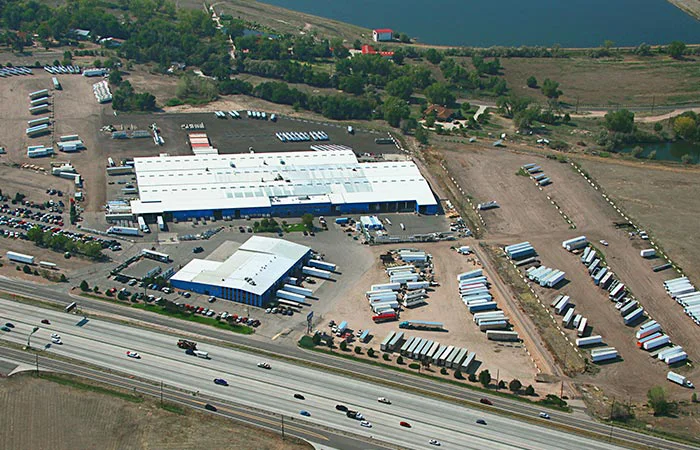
382,353,390,361
93,286,100,293
455,370,464,380
498,380,506,389
80,280,89,291
367,348,375,358
509,379,522,392
408,363,420,370
524,385,535,395
440,367,448,375
647,386,675,416
354,346,362,354
478,369,492,387
396,356,404,365
339,340,348,351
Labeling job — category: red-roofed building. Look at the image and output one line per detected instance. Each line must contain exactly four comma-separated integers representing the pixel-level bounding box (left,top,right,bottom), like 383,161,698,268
372,29,393,42
361,45,395,58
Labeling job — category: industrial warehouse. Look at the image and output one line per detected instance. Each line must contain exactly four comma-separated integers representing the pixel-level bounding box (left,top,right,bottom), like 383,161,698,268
128,149,438,220
169,236,318,307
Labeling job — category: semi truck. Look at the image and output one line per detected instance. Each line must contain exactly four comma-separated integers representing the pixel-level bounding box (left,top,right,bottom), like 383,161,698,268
667,371,694,388
107,226,140,236
372,311,398,323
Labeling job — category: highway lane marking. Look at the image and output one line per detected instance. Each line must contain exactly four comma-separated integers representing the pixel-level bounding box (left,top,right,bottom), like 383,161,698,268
7,350,332,442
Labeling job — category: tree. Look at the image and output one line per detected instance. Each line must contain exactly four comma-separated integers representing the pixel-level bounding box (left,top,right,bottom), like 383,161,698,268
59,274,68,282
312,333,322,346
93,286,100,293
396,356,404,365
631,146,644,158
647,386,675,416
424,82,454,106
383,96,410,127
509,379,522,393
392,48,405,65
23,265,32,274
354,345,362,354
382,353,390,361
109,69,123,86
414,126,429,145
634,42,652,56
693,392,698,403
454,369,463,379
301,213,314,231
478,369,491,387
440,367,448,375
654,122,663,133
673,116,697,140
604,109,635,133
524,385,536,396
681,154,694,165
648,150,657,160
386,76,413,101
667,41,686,59
80,280,89,292
563,113,571,124
338,73,365,95
468,373,477,382
541,78,562,99
425,48,443,64
497,95,530,118
526,76,538,88
367,348,375,357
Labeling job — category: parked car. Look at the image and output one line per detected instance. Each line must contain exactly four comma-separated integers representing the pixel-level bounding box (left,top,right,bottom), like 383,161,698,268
1,326,11,332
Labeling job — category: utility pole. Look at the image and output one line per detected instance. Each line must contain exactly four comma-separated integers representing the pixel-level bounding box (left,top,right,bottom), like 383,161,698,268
496,369,500,390
281,415,285,440
26,326,39,350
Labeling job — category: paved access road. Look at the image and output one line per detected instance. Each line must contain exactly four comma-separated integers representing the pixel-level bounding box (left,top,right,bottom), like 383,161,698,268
0,299,624,450
0,277,692,450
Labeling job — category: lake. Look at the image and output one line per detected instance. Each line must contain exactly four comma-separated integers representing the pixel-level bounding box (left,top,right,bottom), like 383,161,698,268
257,0,700,47
621,141,700,163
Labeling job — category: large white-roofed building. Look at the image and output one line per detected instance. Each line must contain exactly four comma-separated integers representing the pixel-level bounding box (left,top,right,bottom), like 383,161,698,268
170,236,313,307
129,149,438,220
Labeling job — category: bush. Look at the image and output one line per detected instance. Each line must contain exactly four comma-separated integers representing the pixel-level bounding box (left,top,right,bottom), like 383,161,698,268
382,353,390,361
312,333,322,346
631,146,644,158
647,386,675,416
93,286,100,293
509,379,522,392
681,154,694,165
468,373,477,382
396,356,404,365
354,346,362,354
498,380,506,389
524,385,535,396
440,367,448,375
339,340,348,351
59,274,67,282
408,363,421,370
80,280,89,291
367,348,375,358
23,265,32,274
526,76,537,88
455,370,464,380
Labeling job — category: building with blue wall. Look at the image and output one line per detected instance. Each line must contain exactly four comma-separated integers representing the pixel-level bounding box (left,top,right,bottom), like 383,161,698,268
170,236,312,307
129,149,438,221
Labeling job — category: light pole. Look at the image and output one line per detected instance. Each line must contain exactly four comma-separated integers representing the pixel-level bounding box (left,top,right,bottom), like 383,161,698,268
26,326,39,350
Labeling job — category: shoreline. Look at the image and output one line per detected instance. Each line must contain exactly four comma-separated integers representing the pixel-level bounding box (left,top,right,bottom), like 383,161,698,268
667,0,700,20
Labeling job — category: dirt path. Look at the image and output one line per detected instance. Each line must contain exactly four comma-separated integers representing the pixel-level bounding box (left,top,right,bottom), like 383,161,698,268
572,107,700,122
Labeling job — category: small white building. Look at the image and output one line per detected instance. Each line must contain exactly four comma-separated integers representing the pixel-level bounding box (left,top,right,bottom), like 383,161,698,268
372,28,393,42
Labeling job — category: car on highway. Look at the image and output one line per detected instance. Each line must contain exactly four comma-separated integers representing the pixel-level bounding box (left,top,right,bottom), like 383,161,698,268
257,362,271,369
480,398,493,405
193,246,204,253
360,421,372,428
476,419,487,425
51,337,62,345
185,348,195,355
539,412,551,419
429,439,441,446
41,319,50,324
399,421,411,428
0,326,10,332
5,322,14,328
346,411,363,420
377,397,391,404
214,378,228,386
335,404,348,412
51,333,60,339
126,351,141,359
294,393,305,400
299,410,311,417
205,403,217,411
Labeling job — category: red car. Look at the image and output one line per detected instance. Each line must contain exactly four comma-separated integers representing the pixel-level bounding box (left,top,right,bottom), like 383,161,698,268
400,421,411,428
480,398,493,405
41,319,50,325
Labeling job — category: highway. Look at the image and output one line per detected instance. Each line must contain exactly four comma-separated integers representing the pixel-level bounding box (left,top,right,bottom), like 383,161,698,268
0,298,625,450
0,277,693,449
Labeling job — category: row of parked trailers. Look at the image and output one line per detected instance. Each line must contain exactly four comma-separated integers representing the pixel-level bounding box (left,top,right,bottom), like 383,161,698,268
0,66,32,77
525,265,566,288
456,269,518,340
504,241,537,260
44,65,82,75
379,331,478,372
664,276,700,326
635,319,687,365
522,163,552,186
368,264,431,322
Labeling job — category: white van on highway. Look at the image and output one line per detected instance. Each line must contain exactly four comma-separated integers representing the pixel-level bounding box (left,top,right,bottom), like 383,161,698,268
194,350,210,359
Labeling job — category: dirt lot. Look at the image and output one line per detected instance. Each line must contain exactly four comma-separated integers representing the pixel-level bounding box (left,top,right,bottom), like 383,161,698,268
436,143,700,403
319,240,542,391
0,373,311,450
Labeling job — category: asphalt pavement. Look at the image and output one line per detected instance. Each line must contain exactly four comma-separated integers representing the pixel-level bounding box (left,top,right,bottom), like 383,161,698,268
0,299,626,450
0,276,694,450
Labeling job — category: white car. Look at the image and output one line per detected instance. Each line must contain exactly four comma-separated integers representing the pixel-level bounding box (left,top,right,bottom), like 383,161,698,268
429,439,441,446
257,362,271,369
599,240,609,246
51,337,62,345
355,412,364,420
539,412,551,419
360,420,372,428
51,333,60,339
377,397,391,404
126,351,141,359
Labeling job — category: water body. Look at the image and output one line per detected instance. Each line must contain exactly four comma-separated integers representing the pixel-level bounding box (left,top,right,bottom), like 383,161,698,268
621,141,700,163
258,0,700,47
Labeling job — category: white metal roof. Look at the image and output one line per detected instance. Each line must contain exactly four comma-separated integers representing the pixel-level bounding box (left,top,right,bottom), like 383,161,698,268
170,236,310,295
129,149,436,215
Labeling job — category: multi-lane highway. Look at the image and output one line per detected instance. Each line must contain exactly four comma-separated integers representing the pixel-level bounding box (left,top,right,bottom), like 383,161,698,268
0,299,625,450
